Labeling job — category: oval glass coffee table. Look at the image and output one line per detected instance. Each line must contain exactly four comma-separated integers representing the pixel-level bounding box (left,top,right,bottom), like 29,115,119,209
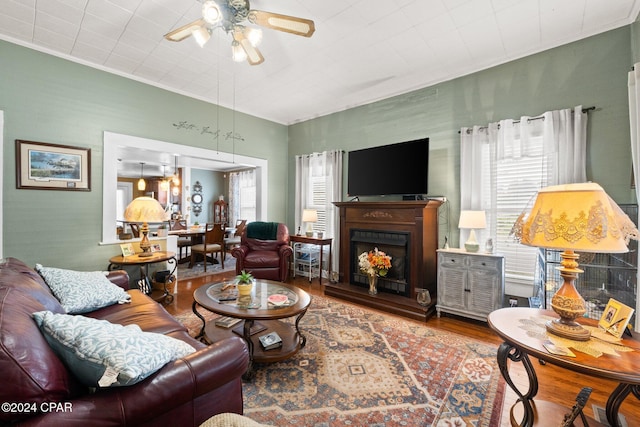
192,279,311,376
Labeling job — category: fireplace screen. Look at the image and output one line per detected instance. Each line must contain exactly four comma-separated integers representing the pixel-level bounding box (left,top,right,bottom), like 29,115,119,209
350,229,410,296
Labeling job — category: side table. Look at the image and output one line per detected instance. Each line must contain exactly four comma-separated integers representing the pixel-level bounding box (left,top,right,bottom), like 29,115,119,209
488,307,640,427
108,251,177,303
290,234,332,284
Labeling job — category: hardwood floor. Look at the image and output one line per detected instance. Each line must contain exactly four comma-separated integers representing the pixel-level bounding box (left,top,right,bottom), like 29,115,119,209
163,273,640,426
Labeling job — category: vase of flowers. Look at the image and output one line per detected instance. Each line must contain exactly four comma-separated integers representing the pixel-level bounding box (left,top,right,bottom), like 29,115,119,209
358,247,392,295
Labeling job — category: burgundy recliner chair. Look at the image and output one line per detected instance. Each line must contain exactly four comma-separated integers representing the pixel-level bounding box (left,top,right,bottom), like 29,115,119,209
231,222,293,282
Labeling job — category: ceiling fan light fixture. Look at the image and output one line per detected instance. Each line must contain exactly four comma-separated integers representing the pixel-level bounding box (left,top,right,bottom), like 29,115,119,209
192,26,211,47
232,41,247,62
202,1,222,25
165,2,315,64
245,27,262,47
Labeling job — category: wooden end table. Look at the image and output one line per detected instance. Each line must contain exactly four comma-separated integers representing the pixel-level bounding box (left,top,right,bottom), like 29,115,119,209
193,279,312,377
108,251,177,303
488,307,640,427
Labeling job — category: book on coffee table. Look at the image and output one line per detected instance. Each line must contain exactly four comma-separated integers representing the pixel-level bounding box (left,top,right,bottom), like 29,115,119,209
258,331,283,350
214,316,242,329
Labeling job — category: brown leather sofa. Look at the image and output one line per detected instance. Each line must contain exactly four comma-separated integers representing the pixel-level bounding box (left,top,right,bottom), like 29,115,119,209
0,257,249,426
231,222,293,282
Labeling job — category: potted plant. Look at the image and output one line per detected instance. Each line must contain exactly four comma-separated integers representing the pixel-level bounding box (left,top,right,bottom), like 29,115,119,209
236,270,254,296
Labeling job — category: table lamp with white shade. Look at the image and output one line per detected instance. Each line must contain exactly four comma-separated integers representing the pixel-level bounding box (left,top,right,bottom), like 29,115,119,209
302,209,318,237
458,210,487,252
512,182,638,341
124,197,168,257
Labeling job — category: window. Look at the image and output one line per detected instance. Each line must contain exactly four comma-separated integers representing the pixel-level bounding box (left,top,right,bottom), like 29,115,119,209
484,133,549,288
307,173,327,233
463,107,588,296
295,150,343,273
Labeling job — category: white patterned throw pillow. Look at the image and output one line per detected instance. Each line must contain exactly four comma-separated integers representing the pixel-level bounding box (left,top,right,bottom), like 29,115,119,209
35,264,131,314
32,311,195,387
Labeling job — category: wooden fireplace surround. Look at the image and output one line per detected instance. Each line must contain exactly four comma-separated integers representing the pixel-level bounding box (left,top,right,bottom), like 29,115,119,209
326,200,442,321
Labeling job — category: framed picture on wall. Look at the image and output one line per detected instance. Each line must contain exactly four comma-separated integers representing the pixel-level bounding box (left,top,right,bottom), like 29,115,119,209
16,140,91,191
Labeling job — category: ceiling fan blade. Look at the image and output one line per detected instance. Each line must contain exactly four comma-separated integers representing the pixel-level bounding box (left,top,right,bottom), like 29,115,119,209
242,41,265,65
164,19,206,42
248,11,315,37
233,30,265,65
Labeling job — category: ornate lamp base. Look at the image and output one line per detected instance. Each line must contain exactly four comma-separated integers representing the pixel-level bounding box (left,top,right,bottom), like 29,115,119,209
138,223,153,257
545,250,591,341
545,318,591,341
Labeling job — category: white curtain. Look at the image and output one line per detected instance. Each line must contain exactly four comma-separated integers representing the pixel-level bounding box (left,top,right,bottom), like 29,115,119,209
228,169,256,225
295,150,343,275
461,105,588,213
460,107,588,294
459,123,498,244
628,64,640,329
294,155,310,237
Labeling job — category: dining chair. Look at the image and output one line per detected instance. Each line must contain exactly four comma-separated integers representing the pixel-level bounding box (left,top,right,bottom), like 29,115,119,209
129,223,140,238
190,223,225,271
169,220,191,260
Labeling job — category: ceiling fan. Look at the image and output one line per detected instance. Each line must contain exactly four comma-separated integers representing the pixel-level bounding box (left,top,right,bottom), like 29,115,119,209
164,0,315,65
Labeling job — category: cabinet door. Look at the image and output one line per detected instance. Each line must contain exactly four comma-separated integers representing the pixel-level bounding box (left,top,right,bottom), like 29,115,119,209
438,266,468,311
467,268,501,315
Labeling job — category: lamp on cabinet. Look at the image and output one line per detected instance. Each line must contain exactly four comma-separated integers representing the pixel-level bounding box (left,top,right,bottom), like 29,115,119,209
511,182,638,341
458,210,486,252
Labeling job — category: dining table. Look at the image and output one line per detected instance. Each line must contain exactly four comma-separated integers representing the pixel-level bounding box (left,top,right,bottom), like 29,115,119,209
169,227,205,264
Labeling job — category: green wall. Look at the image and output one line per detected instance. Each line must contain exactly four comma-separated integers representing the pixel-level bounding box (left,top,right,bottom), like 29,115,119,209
191,169,225,223
2,24,639,268
288,26,637,246
0,40,287,270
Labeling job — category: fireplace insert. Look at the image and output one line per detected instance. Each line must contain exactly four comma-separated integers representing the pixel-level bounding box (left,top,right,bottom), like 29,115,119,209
350,229,410,296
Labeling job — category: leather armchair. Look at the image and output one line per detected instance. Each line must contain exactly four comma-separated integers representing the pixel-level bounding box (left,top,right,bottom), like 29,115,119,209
231,222,293,282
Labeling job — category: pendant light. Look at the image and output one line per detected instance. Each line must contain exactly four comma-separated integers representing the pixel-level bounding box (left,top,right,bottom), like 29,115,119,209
160,165,170,191
137,162,146,191
172,155,180,186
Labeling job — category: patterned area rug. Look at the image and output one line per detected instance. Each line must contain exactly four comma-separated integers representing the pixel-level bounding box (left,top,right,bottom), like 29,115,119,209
174,295,505,427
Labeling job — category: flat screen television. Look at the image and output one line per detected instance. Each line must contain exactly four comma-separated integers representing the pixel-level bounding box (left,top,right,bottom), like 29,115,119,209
347,138,429,197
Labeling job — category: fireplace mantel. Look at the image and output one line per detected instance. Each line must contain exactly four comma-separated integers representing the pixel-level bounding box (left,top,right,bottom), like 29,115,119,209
326,200,442,320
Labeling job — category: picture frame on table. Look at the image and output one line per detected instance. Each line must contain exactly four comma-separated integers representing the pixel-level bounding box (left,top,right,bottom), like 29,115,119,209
120,243,135,257
598,298,634,338
16,140,91,191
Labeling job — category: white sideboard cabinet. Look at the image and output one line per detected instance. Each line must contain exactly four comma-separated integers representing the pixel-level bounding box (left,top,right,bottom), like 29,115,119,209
436,248,505,321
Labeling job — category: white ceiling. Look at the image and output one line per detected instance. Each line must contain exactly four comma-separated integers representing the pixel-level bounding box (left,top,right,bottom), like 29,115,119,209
1,0,640,128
